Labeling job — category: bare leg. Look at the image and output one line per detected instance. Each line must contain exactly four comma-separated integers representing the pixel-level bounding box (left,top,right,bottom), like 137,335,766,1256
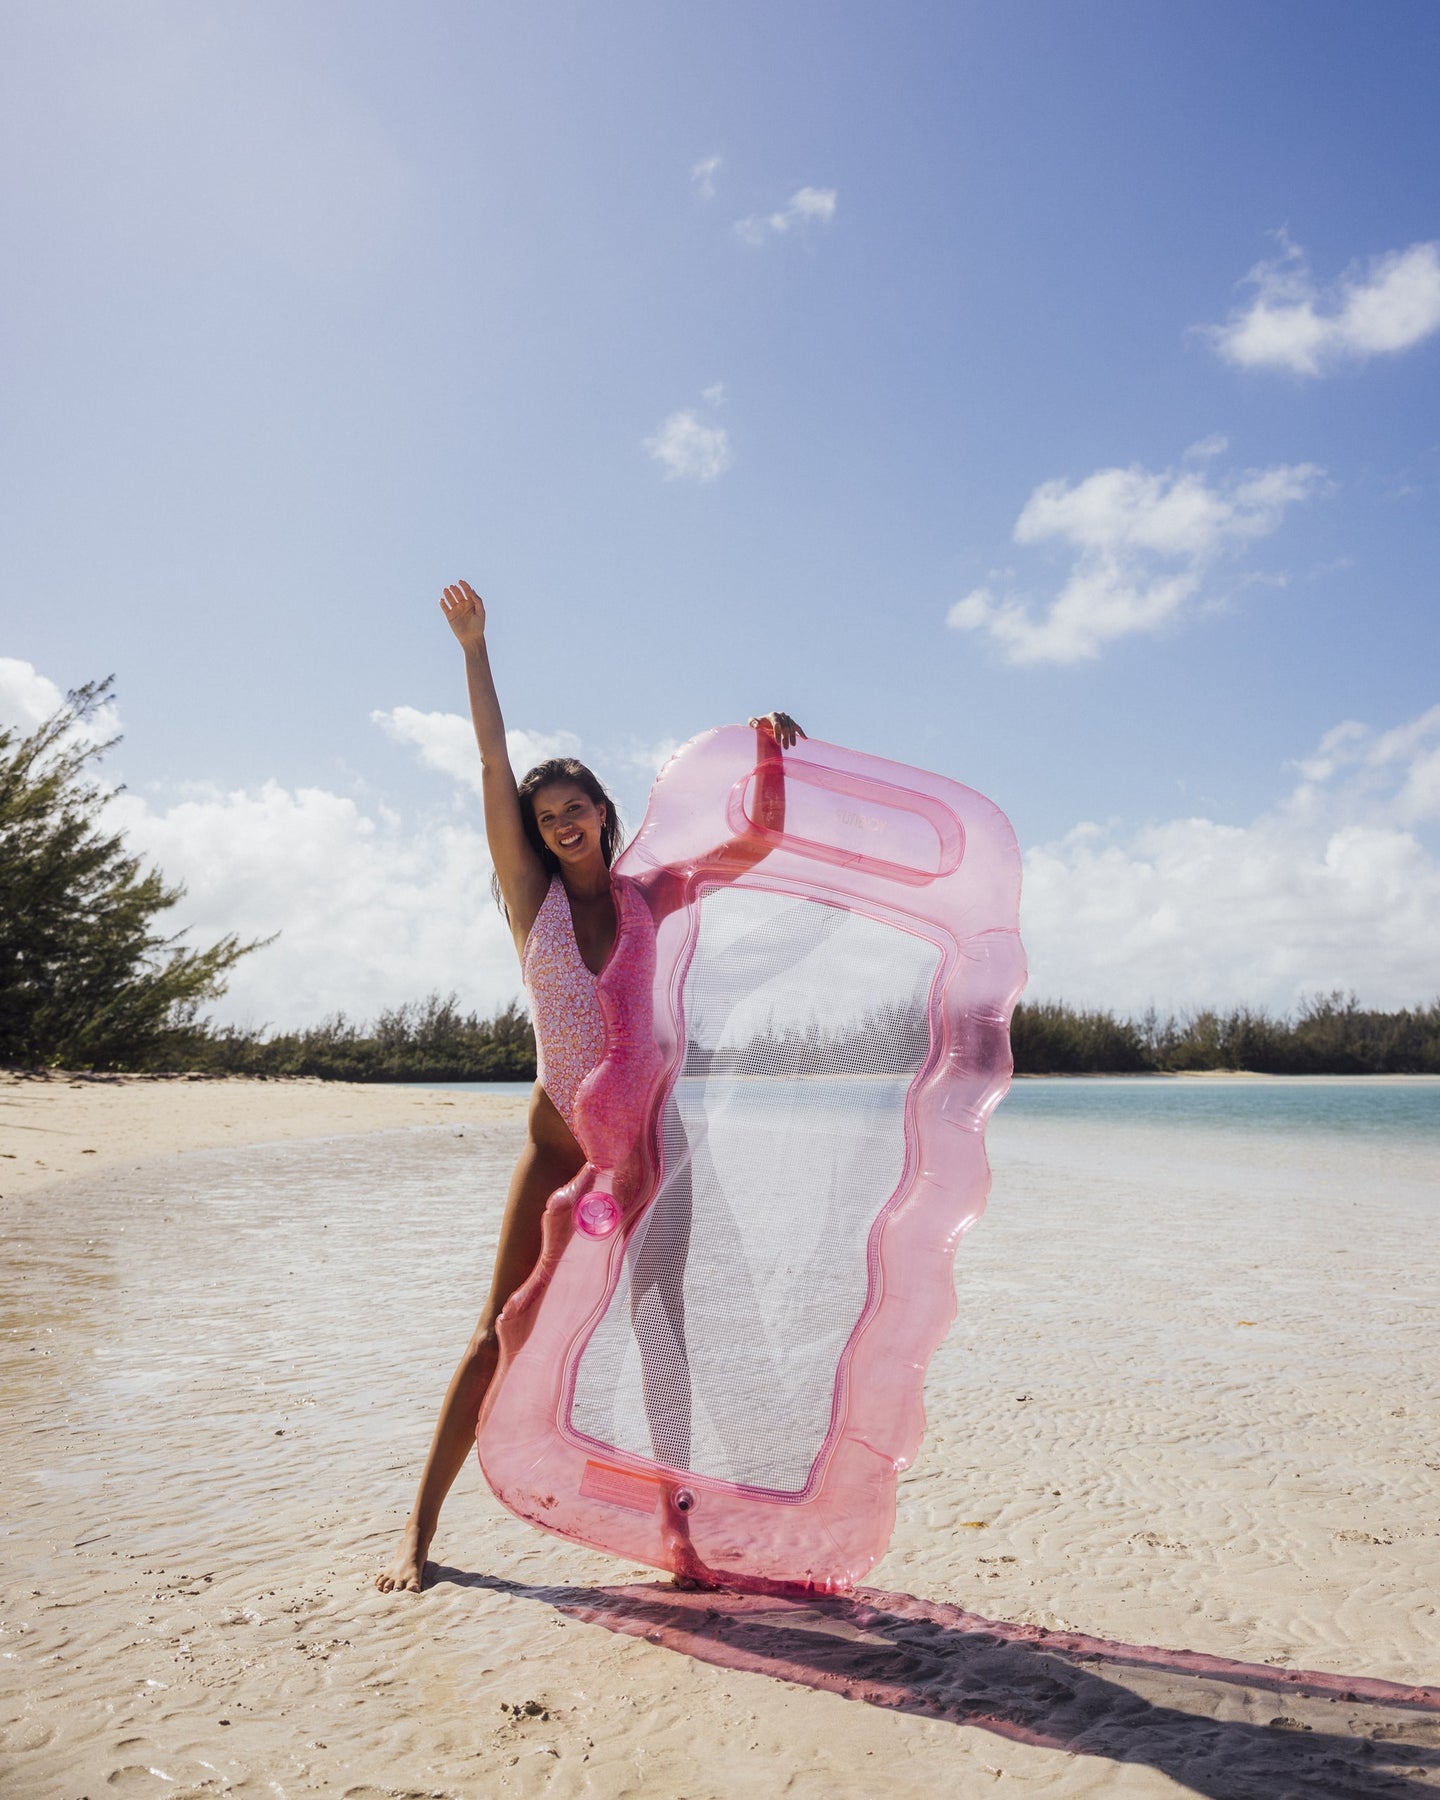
631,1096,694,1470
375,1085,583,1593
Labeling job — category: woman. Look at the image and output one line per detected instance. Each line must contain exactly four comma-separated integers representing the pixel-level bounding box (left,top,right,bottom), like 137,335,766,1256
376,579,802,1593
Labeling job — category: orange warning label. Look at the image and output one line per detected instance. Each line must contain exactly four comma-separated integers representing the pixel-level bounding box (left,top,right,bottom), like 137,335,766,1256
580,1460,663,1514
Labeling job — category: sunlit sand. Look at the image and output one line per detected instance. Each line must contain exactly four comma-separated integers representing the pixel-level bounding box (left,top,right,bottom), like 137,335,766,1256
2,1076,1437,1795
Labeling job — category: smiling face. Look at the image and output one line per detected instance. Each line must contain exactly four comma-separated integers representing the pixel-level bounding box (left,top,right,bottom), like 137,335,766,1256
532,780,608,868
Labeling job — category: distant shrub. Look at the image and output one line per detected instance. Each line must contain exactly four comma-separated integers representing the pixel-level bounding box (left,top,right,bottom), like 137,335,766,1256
1011,1001,1151,1074
21,986,1439,1082
164,993,536,1082
1011,994,1440,1076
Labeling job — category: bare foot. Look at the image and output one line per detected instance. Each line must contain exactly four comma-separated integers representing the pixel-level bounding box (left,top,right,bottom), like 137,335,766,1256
375,1524,431,1593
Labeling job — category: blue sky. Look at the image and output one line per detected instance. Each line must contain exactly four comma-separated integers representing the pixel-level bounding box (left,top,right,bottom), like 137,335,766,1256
3,1,1438,1024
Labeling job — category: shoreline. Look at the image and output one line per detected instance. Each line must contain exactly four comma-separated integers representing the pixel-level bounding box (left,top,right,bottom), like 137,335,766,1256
0,1069,528,1200
4,1066,1433,1201
1014,1067,1440,1080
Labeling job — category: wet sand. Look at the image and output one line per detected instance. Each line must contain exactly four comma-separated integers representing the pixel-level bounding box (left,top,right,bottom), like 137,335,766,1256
2,1081,1438,1796
0,1070,528,1196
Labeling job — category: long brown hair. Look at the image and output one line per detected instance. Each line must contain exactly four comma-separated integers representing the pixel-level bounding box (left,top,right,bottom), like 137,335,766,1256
492,758,624,911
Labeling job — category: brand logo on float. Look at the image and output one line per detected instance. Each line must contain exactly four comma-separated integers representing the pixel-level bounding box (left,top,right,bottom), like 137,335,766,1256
838,809,883,832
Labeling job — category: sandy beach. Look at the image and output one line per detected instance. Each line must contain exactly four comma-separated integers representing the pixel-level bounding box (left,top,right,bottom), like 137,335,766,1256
0,1072,531,1198
2,1073,1438,1797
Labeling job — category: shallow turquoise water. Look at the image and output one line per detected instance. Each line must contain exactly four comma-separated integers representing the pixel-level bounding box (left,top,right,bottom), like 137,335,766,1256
421,1073,1440,1143
1000,1074,1440,1141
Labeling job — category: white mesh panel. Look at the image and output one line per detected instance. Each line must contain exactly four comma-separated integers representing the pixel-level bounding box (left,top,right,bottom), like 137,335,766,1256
568,887,940,1494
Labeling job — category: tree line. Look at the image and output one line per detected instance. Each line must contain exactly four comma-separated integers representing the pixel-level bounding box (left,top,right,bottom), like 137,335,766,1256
1009,994,1440,1076
171,994,536,1082
3,682,1437,1078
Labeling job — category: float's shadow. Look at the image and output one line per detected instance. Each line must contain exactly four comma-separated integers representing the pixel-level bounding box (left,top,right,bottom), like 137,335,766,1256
433,1567,1440,1799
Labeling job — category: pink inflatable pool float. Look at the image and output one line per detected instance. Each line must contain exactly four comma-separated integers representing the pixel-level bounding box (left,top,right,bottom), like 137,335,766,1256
477,726,1026,1592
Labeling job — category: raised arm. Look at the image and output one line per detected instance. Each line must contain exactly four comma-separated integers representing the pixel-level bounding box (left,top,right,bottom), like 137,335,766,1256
440,581,550,946
743,710,802,840
645,711,806,921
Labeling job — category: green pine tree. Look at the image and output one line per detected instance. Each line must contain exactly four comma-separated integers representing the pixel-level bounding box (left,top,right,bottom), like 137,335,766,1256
0,679,260,1070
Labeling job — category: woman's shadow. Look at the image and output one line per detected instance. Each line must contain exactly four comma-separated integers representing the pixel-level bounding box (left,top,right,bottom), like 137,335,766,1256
432,1566,1440,1799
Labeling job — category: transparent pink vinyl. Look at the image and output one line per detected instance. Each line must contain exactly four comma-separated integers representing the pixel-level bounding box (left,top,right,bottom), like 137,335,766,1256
477,727,1026,1592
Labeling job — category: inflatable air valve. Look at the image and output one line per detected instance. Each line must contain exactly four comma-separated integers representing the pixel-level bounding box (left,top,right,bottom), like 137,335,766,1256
477,726,1025,1592
574,1189,621,1238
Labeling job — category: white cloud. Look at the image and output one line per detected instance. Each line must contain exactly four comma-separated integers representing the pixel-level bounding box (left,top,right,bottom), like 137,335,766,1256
947,457,1325,664
372,706,582,794
112,778,517,1029
1022,706,1440,1013
15,661,1440,1026
184,702,1436,1026
0,658,67,733
643,397,732,483
617,736,684,780
1183,433,1229,461
1287,704,1440,831
7,666,689,1029
734,185,837,245
112,704,588,1029
372,705,480,792
1,657,122,745
1205,234,1440,376
691,154,722,200
504,726,586,776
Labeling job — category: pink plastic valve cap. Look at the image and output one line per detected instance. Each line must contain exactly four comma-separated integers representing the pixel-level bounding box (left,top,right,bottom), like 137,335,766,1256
477,726,1025,1593
575,1192,621,1238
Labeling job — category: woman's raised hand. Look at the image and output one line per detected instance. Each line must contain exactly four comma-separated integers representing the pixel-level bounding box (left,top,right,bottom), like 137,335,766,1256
440,579,487,650
748,711,806,749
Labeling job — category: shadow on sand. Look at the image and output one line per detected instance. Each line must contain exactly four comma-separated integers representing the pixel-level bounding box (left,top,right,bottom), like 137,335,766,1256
432,1566,1440,1799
